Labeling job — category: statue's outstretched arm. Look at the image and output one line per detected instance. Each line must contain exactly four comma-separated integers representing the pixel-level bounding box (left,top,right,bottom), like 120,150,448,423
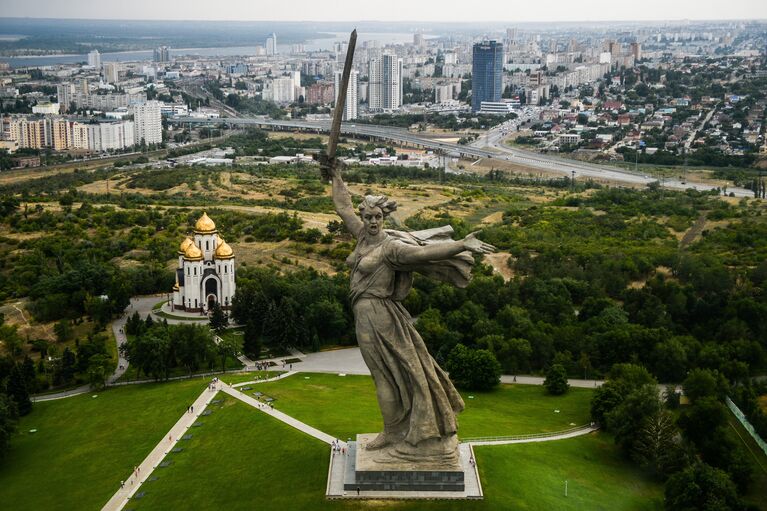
397,232,495,264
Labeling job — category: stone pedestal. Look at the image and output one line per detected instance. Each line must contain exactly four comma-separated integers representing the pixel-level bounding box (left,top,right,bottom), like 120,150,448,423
343,434,465,492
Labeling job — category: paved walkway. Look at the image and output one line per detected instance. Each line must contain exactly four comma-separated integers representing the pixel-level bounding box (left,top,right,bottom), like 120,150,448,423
32,344,607,402
220,378,338,445
100,380,223,511
292,347,607,388
466,424,600,446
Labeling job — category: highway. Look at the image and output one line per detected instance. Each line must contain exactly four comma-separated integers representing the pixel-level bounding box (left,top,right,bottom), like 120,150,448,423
170,116,752,197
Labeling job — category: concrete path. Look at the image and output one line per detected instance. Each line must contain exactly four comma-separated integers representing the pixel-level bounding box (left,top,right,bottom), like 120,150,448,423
108,296,162,384
31,385,91,402
292,347,606,388
33,345,607,402
101,380,222,511
220,381,338,445
466,424,600,446
500,374,605,388
231,371,296,388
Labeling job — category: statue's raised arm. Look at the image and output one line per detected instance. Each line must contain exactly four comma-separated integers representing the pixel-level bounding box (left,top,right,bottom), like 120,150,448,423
321,155,363,237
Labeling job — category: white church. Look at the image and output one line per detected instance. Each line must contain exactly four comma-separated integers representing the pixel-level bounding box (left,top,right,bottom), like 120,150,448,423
172,212,236,313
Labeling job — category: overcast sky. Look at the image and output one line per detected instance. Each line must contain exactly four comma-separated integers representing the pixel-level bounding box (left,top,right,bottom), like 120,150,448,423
2,0,765,22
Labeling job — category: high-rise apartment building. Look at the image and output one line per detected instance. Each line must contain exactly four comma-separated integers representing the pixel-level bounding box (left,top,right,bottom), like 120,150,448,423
471,41,503,112
57,83,77,111
88,50,101,68
369,54,403,112
306,82,335,105
267,77,295,103
334,69,359,120
4,116,88,150
266,33,277,56
130,100,162,145
153,46,171,63
630,42,642,61
87,121,135,151
103,62,120,84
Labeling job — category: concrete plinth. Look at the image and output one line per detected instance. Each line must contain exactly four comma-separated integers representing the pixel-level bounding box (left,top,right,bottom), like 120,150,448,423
326,434,483,499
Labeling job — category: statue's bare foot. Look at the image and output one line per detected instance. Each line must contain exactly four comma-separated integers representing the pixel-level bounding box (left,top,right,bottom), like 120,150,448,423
365,432,393,451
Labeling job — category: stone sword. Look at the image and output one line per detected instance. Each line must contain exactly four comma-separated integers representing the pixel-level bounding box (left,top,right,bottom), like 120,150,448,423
320,29,357,181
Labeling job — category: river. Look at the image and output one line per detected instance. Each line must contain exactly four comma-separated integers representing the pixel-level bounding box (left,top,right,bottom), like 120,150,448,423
0,32,437,68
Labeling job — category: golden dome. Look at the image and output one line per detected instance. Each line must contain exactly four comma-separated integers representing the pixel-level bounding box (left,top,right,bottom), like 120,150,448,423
194,212,217,234
215,238,234,259
184,242,203,261
178,237,193,254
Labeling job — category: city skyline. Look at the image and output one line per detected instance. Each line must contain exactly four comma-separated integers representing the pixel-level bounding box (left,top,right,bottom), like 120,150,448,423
2,0,766,23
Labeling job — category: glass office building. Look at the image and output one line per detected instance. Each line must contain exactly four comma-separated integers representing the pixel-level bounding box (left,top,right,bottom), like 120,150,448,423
471,41,504,112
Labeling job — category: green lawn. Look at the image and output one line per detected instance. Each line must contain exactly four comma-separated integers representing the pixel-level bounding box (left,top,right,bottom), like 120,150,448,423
0,379,207,511
472,435,663,511
131,395,662,511
2,372,659,511
252,373,594,440
116,355,244,383
221,370,286,385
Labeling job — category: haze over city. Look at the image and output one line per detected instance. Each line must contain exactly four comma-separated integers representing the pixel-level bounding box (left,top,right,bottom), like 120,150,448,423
3,0,767,22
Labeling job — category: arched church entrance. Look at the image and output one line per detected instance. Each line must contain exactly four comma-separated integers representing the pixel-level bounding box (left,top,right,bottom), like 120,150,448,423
203,277,219,312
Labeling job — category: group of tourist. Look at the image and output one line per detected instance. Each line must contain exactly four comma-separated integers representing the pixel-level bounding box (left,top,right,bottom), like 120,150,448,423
331,439,347,455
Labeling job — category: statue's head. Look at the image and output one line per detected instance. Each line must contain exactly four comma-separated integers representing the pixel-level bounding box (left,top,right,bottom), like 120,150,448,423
358,195,397,237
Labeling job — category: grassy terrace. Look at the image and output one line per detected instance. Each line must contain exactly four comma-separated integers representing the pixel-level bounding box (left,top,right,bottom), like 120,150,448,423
247,373,594,440
132,394,662,511
0,379,206,511
1,373,663,511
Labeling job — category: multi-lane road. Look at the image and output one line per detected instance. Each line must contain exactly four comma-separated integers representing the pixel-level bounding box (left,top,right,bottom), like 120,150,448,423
171,116,752,197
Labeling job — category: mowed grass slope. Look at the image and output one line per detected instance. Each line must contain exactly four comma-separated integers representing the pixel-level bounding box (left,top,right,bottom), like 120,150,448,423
132,394,662,511
246,373,593,440
0,380,206,511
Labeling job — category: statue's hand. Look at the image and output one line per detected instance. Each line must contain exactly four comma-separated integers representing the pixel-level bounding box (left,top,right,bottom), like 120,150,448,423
319,154,342,181
463,231,496,254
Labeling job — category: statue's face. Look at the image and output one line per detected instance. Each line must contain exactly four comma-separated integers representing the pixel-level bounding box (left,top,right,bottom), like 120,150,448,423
361,206,384,236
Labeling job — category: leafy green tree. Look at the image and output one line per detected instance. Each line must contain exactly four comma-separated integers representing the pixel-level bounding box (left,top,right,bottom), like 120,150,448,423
217,333,242,373
632,409,686,478
0,325,22,358
417,308,461,355
53,319,73,343
677,397,736,456
652,338,688,383
7,364,32,416
606,384,661,457
61,347,77,383
87,353,114,390
209,303,228,333
0,392,18,461
125,311,142,336
664,463,740,511
682,369,728,404
243,320,262,360
173,324,214,375
544,364,570,395
21,356,37,394
306,299,346,343
591,363,656,424
445,344,501,391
